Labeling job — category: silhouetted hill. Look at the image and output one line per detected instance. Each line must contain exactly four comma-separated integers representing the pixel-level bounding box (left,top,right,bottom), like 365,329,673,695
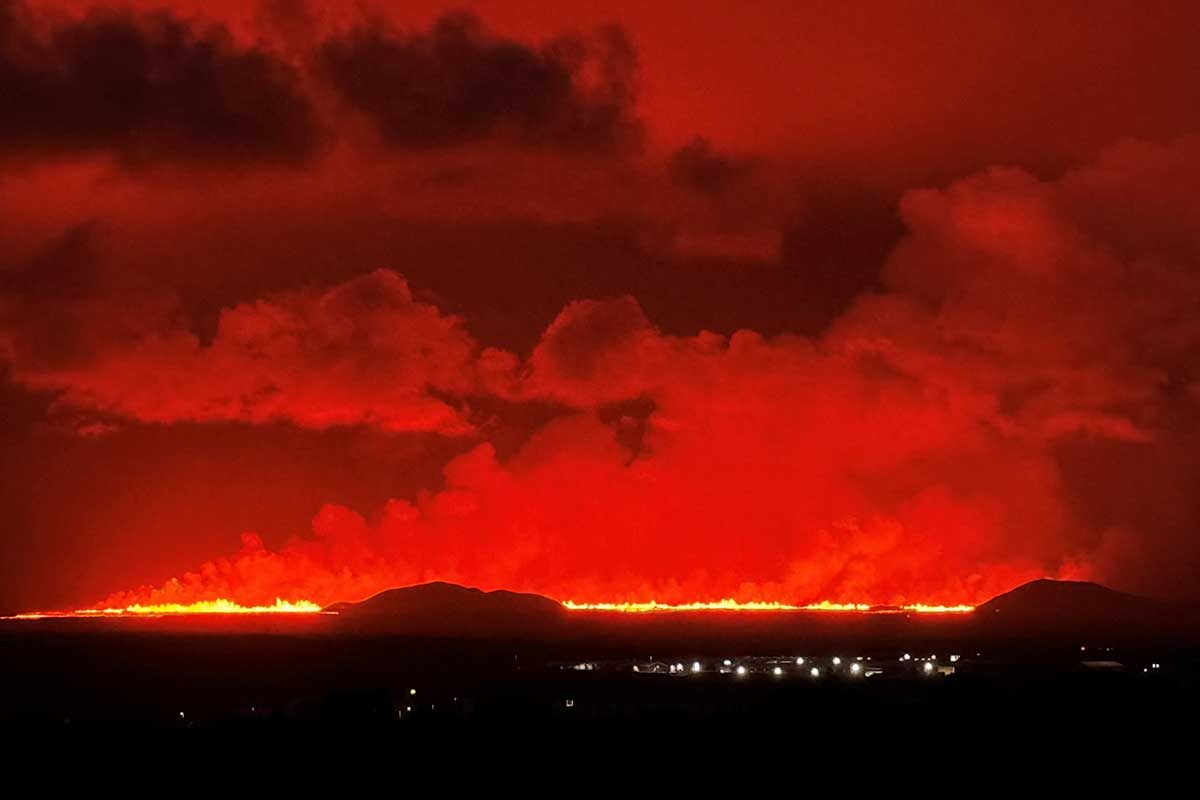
326,582,568,637
321,578,1199,644
973,579,1183,638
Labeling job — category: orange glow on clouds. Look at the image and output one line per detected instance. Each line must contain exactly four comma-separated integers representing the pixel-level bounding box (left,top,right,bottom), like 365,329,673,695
8,8,1199,612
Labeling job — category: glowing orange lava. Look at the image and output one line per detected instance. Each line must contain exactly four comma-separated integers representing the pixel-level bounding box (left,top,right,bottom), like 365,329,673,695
560,599,975,614
4,596,976,620
902,603,976,614
3,598,324,619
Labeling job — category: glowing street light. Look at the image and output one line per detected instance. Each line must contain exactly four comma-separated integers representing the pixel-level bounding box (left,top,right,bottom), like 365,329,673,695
736,665,747,676
773,666,783,676
810,667,820,678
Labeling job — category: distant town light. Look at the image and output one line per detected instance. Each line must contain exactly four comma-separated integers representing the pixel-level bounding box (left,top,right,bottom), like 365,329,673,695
736,665,747,676
832,657,842,666
923,662,934,674
692,661,702,673
810,667,820,678
796,657,805,665
773,666,783,676
850,663,862,675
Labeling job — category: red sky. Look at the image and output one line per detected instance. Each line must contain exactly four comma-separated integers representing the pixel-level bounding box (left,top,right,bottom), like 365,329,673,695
3,0,1200,611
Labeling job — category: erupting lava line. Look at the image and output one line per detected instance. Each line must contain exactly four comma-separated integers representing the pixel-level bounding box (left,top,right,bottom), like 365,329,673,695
901,604,977,614
3,598,324,619
4,596,976,620
561,599,976,614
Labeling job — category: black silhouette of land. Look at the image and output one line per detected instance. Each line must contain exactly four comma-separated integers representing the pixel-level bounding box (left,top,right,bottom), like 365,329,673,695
2,579,1198,730
326,581,569,636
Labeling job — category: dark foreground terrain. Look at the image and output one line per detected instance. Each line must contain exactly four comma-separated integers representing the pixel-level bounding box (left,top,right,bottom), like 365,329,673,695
3,579,1198,731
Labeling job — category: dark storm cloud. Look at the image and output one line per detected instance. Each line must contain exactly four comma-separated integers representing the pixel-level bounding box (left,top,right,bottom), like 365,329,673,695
314,12,640,151
0,222,113,372
0,0,324,165
0,222,188,403
0,220,100,298
668,137,759,194
775,184,908,332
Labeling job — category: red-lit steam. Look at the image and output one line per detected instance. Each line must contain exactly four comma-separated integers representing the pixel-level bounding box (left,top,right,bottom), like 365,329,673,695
2,269,482,434
17,138,1200,610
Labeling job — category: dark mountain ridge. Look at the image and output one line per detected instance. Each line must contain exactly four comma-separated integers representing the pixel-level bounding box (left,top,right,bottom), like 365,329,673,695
971,578,1190,638
325,581,568,637
324,578,1198,643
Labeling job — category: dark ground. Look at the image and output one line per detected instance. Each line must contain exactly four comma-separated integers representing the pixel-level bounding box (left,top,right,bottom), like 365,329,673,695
3,614,1197,732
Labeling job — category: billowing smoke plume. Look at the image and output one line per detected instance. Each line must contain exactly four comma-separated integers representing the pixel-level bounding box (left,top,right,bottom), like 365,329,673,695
1,269,484,434
0,0,324,164
3,137,1197,608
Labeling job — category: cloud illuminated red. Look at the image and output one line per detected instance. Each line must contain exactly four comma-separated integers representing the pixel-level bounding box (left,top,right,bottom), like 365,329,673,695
3,1,1200,614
